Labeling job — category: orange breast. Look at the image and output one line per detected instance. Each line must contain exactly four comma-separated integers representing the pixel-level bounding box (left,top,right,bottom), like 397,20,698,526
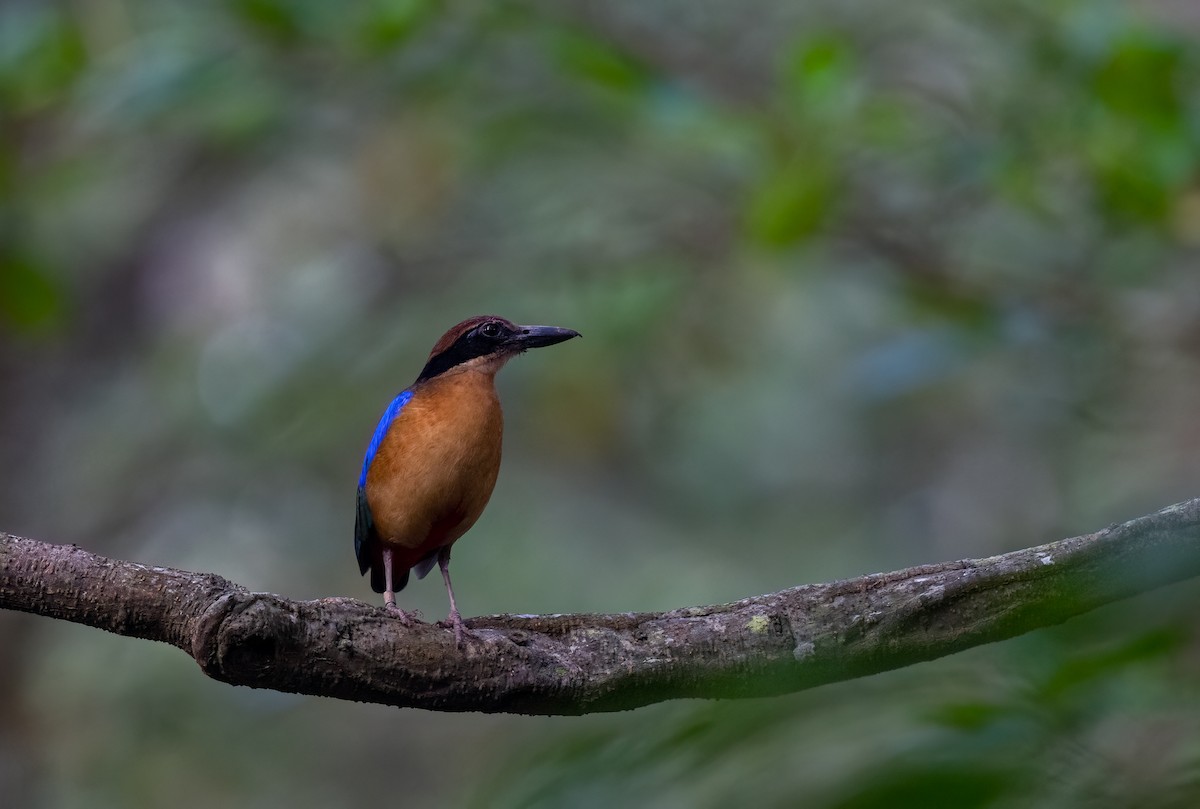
365,369,504,569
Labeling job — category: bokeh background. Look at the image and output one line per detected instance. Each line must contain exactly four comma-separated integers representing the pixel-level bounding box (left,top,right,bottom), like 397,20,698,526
3,0,1200,806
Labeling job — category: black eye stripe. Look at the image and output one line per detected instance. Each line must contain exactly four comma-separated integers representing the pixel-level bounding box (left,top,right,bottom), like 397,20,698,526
417,321,511,381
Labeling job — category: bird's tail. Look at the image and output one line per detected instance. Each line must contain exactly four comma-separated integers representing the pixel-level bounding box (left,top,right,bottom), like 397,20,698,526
370,557,410,594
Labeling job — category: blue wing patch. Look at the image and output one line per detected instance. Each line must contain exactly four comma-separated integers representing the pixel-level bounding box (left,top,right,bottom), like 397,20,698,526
356,388,414,584
358,389,414,487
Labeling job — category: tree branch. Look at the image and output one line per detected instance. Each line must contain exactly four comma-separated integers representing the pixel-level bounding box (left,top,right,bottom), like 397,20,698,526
2,498,1199,715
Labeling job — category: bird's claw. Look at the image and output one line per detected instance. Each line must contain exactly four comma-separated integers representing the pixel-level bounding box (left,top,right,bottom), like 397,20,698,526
438,609,469,648
385,602,420,625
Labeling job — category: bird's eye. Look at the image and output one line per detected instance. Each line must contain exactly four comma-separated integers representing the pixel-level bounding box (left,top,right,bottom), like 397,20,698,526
480,322,502,338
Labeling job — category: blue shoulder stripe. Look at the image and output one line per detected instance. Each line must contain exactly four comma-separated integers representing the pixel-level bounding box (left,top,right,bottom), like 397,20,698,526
359,389,414,487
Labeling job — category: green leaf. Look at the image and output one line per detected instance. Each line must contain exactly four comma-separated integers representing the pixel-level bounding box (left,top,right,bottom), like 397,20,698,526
1092,33,1186,133
832,766,1018,809
553,28,652,93
0,251,63,333
356,0,439,54
784,34,856,96
1037,627,1184,700
926,701,1007,732
0,7,87,112
228,0,306,45
781,33,861,120
745,158,838,248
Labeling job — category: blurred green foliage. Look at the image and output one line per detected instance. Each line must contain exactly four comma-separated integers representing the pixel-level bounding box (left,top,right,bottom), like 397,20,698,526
2,0,1200,807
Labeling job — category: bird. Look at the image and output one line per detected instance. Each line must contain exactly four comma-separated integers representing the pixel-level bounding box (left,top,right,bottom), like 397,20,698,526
355,315,580,645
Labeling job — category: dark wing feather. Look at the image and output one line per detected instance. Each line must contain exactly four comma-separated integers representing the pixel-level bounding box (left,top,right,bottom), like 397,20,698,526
356,389,416,594
412,549,439,581
356,486,413,594
355,485,375,577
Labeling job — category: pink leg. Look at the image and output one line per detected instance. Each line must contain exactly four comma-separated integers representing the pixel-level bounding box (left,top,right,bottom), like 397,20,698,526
438,546,467,646
382,547,413,626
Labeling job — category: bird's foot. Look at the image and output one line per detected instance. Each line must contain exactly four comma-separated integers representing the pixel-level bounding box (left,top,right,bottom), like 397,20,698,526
384,601,420,625
439,608,470,648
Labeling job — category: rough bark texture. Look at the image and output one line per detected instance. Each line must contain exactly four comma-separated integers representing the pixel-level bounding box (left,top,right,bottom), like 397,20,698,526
2,498,1199,715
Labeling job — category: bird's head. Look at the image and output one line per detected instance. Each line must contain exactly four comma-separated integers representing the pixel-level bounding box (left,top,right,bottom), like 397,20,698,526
417,315,580,382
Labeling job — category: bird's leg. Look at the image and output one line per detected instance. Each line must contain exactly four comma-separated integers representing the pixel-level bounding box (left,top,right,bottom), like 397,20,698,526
382,547,414,626
438,546,466,646
382,547,397,608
